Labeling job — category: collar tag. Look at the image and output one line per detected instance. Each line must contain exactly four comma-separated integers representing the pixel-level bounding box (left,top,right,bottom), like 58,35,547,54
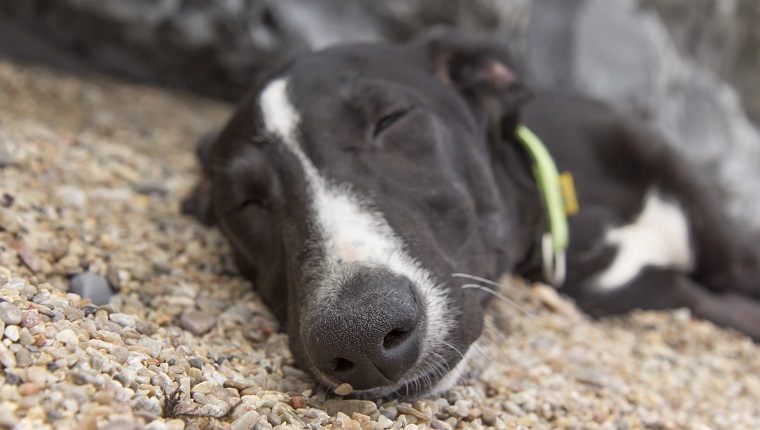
516,125,578,287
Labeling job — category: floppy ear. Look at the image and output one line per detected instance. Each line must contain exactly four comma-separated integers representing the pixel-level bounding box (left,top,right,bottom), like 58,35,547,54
181,129,219,226
418,27,532,141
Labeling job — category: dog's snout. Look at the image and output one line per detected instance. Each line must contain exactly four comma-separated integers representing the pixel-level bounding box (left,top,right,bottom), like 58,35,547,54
304,273,423,391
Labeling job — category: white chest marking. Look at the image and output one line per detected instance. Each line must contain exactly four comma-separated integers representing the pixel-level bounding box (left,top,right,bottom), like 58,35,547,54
258,76,452,355
596,191,694,290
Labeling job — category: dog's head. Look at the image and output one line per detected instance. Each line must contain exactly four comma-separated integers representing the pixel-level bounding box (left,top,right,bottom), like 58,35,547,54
183,29,535,399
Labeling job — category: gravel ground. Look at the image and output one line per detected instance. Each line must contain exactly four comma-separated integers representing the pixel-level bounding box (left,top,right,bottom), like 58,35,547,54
1,60,759,430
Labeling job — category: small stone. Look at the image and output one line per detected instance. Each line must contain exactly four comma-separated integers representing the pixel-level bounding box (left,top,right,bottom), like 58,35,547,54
191,380,214,394
334,382,354,396
56,185,88,208
132,180,169,196
379,407,397,420
5,372,20,385
179,309,216,336
397,406,431,422
83,306,98,317
377,415,394,429
188,358,203,369
20,311,40,328
55,329,80,348
0,302,22,325
288,396,307,409
18,382,41,396
0,343,16,367
105,265,122,291
324,399,378,417
18,328,34,346
15,348,33,367
231,410,260,430
481,408,498,426
4,324,20,342
0,208,21,233
109,313,136,328
430,420,453,430
69,273,114,306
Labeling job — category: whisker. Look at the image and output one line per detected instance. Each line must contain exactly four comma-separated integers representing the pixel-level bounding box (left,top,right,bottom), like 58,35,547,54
461,283,529,315
442,341,465,361
451,273,521,292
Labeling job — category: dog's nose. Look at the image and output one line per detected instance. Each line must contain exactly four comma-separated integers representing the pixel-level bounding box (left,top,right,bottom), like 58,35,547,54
303,273,422,391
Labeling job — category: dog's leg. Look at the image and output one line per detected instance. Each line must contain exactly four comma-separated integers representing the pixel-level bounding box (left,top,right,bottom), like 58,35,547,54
581,268,760,341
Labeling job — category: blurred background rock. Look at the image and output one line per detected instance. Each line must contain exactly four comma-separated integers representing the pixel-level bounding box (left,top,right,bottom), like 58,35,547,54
2,0,759,241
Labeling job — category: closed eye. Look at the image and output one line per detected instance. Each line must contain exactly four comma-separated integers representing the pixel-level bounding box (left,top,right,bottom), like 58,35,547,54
373,108,412,137
228,197,268,215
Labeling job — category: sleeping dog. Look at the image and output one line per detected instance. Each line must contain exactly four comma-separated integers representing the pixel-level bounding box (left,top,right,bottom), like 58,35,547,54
182,29,760,399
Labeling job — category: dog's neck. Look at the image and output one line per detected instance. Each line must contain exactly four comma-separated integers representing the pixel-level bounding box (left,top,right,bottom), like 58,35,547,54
494,124,547,275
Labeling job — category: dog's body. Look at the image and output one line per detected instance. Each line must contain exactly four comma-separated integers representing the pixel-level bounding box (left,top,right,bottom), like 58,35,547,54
183,30,760,399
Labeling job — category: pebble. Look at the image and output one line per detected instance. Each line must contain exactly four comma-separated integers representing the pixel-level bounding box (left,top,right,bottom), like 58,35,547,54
55,329,80,348
4,324,20,341
83,305,98,317
324,400,378,417
0,302,22,325
334,382,354,396
0,207,21,233
231,410,260,430
188,357,203,370
179,309,216,336
109,313,136,328
69,273,114,306
18,382,42,396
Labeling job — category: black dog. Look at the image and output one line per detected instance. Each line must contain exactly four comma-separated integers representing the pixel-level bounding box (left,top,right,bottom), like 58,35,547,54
183,29,760,399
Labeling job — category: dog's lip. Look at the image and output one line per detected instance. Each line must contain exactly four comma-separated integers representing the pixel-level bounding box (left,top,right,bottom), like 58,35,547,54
315,352,466,400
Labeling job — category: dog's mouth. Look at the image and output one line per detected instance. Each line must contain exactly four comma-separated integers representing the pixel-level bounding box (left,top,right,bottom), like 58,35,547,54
308,346,472,400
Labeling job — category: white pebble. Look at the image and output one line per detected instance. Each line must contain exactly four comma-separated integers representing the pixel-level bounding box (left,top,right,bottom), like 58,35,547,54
109,313,136,328
55,329,79,347
3,325,19,342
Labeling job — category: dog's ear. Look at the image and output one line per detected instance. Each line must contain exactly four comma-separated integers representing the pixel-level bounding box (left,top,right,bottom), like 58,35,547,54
418,27,532,138
181,130,219,226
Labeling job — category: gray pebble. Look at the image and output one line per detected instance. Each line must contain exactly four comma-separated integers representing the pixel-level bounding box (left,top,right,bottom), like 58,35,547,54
69,273,114,306
131,180,169,196
379,406,398,420
188,358,203,369
15,348,33,367
0,302,22,325
179,309,216,336
4,372,20,385
0,145,17,168
83,306,98,317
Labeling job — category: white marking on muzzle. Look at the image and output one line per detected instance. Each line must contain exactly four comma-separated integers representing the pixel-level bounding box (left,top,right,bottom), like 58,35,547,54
258,77,454,375
596,191,694,290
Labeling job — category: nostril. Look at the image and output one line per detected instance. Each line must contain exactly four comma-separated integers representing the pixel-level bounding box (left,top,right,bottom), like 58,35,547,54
331,357,355,373
383,327,413,350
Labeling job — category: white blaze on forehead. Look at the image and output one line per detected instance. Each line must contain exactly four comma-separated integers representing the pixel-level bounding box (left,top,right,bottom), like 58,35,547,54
596,191,694,290
258,76,452,354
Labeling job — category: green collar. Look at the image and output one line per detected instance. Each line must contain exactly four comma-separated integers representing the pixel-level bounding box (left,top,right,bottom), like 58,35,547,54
516,125,578,286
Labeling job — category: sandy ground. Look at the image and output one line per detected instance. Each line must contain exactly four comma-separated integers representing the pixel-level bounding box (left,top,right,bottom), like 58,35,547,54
0,60,759,430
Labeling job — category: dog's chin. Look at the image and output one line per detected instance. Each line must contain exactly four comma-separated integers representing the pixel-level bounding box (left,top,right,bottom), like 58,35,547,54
311,348,472,400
